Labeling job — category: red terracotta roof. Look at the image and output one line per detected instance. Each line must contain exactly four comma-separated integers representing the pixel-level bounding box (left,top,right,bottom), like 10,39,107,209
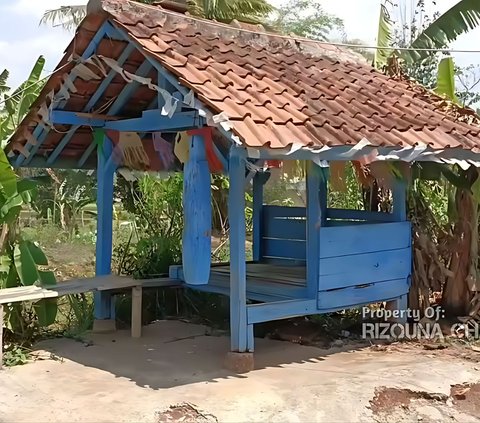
7,0,480,167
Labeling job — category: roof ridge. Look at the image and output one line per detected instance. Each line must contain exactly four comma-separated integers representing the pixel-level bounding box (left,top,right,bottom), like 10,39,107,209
92,0,368,65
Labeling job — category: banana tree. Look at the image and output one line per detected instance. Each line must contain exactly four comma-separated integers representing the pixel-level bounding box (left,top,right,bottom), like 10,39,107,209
0,56,45,147
375,0,480,69
0,64,57,338
0,147,58,333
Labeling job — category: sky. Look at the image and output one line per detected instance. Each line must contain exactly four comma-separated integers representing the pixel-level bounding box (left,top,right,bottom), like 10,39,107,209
0,0,479,89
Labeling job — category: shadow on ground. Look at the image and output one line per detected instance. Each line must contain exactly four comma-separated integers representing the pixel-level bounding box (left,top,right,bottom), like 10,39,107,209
37,320,368,390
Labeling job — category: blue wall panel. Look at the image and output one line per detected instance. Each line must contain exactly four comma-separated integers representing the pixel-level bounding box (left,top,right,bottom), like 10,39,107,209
317,278,410,310
319,222,411,258
319,248,411,290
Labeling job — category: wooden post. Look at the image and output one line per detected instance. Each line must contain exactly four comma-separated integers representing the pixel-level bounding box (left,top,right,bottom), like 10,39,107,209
389,179,408,321
392,179,407,221
94,130,116,321
228,149,249,352
131,286,142,338
306,162,321,298
182,133,211,285
252,172,265,262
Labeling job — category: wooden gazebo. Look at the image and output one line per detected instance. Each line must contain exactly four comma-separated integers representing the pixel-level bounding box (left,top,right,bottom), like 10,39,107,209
7,0,480,369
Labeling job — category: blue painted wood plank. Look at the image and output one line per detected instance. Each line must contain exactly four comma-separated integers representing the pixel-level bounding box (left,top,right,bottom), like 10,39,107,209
325,220,372,227
317,278,410,310
19,21,112,167
319,248,411,290
49,110,105,127
262,217,306,241
306,161,321,299
263,205,306,219
319,167,327,226
262,239,306,261
319,222,411,258
252,173,264,261
182,134,211,285
105,110,201,132
46,44,136,167
392,179,407,221
94,130,116,319
326,208,396,222
228,148,248,352
247,299,317,324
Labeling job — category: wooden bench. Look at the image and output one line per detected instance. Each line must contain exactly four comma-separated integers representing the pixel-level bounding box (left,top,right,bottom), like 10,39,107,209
0,275,181,368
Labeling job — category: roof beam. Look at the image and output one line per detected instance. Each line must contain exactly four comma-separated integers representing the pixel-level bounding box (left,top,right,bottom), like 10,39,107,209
49,109,203,132
77,59,153,168
15,20,113,168
44,42,137,167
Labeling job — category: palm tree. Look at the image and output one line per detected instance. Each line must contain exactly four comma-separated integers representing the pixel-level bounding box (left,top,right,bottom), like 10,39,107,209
41,0,274,30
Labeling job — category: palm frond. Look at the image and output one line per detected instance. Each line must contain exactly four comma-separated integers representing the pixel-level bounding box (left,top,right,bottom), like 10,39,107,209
196,0,273,22
40,5,87,31
405,0,480,63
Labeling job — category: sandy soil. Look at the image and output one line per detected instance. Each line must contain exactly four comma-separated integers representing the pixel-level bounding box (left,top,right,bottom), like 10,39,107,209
1,320,480,423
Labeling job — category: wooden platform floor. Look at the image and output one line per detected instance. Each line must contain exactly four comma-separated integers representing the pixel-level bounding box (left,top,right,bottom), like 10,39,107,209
190,263,308,302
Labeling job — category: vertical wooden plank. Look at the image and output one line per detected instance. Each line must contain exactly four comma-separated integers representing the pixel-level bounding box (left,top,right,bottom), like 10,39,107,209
387,179,408,315
182,134,212,285
94,131,115,320
0,304,3,369
392,179,407,221
306,162,321,298
228,149,248,352
319,168,328,226
131,286,142,338
252,173,264,262
247,324,254,352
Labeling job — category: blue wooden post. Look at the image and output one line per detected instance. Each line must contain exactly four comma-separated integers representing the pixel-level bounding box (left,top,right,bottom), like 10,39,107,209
182,133,211,285
392,179,407,221
319,168,328,226
306,162,321,298
252,172,264,262
228,148,250,352
390,178,408,320
94,130,115,320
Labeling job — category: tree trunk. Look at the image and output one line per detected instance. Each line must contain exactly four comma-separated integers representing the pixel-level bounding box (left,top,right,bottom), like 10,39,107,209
442,168,478,316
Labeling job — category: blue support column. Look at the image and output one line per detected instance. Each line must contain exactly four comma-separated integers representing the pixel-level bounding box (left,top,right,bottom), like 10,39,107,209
392,179,407,221
94,130,116,319
389,179,409,319
228,148,249,352
306,162,321,298
182,133,211,285
252,172,265,262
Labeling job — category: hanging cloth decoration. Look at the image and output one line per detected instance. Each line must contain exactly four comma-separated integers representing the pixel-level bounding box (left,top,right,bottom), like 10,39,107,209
152,132,175,170
174,131,190,164
187,127,223,173
113,131,150,170
265,160,282,169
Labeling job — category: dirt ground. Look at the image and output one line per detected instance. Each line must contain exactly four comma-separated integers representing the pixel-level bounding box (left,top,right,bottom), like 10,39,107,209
1,320,480,423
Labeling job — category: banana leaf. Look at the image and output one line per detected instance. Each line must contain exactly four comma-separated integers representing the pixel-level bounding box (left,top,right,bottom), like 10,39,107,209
374,4,393,69
435,57,458,103
404,0,480,63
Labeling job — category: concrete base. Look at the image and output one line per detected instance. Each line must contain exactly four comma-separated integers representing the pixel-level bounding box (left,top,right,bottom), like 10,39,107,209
92,319,116,333
224,351,254,373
